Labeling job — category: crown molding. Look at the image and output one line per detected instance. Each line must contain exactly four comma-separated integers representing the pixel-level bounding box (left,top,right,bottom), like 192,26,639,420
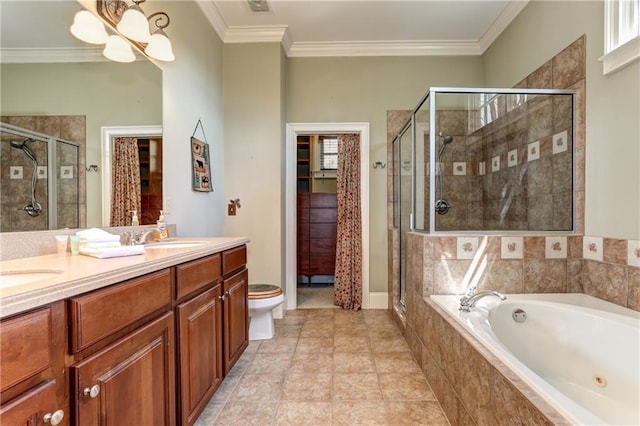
478,0,530,53
196,0,228,42
0,47,113,63
286,40,483,57
224,25,289,44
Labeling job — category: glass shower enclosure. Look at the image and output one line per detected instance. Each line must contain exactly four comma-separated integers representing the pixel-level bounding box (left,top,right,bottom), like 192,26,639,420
393,87,575,312
1,122,81,232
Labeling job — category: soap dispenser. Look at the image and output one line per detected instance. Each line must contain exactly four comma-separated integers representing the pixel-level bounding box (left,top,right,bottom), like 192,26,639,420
156,210,169,240
131,210,139,226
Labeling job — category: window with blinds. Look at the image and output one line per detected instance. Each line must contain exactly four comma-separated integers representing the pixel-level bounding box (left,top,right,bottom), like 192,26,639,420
320,137,338,170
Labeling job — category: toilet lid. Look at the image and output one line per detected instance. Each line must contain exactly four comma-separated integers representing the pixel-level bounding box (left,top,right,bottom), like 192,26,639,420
248,284,283,299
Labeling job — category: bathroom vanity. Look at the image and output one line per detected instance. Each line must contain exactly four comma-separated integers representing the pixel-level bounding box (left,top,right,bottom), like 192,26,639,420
0,237,248,426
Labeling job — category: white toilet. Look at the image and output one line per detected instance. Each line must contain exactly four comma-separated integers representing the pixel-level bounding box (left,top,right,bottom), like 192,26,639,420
248,284,284,340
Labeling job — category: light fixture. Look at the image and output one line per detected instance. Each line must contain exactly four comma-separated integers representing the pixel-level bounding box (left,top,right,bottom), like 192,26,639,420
70,10,109,44
97,0,175,62
116,0,151,43
103,34,136,63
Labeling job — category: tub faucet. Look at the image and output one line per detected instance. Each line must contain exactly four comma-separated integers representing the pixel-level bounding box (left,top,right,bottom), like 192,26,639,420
459,290,506,312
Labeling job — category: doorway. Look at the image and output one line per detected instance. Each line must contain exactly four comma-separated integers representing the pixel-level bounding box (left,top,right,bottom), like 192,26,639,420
101,125,162,226
285,123,370,310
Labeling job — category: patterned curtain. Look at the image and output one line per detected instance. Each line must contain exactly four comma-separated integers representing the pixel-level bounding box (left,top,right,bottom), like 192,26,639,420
334,133,362,310
110,137,141,226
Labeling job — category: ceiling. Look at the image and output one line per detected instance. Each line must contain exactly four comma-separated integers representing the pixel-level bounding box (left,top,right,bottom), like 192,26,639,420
202,0,529,56
0,0,529,62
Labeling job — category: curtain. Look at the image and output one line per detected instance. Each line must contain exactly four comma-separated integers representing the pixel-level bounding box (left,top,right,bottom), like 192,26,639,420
110,137,141,226
334,133,362,310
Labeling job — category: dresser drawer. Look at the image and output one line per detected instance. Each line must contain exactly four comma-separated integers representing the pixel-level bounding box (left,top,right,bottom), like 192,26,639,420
222,245,247,277
0,308,52,392
69,269,172,353
175,254,222,301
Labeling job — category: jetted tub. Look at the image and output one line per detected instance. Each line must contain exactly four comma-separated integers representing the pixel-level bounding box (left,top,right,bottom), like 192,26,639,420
430,293,640,426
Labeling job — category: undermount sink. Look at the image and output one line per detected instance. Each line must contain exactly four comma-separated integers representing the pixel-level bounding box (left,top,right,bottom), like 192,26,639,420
144,241,206,250
0,269,65,287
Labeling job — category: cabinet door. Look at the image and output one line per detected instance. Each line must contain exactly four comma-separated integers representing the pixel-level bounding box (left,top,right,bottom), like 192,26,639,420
0,380,63,426
176,285,223,426
222,269,248,375
70,313,175,426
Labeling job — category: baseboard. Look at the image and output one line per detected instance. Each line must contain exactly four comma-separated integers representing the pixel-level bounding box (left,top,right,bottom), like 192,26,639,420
368,292,389,309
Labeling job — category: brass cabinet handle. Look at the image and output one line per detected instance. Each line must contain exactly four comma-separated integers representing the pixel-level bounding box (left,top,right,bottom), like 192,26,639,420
43,410,64,425
83,384,100,399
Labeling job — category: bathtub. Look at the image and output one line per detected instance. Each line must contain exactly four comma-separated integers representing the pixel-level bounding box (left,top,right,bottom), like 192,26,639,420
430,293,640,426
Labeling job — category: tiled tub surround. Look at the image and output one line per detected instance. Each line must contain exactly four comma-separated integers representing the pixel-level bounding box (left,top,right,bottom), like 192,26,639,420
0,115,86,232
397,231,640,425
431,294,640,426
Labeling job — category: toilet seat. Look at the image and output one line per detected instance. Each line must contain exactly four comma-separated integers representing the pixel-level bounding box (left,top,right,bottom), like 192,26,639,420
248,284,282,299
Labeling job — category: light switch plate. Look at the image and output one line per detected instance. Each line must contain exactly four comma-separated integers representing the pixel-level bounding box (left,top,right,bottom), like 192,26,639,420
228,204,236,216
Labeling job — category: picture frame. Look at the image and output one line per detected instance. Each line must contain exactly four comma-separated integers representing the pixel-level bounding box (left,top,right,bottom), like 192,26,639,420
191,137,213,192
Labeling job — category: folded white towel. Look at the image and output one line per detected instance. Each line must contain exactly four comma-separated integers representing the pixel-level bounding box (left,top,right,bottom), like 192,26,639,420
76,228,121,243
79,241,122,249
79,245,144,259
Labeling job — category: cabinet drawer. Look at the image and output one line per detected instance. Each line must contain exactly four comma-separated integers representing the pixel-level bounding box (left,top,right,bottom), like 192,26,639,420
222,246,247,277
176,254,221,301
0,308,52,392
69,269,172,353
310,193,337,208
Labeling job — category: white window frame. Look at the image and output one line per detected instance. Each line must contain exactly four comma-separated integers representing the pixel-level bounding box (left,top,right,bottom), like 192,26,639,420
600,0,640,75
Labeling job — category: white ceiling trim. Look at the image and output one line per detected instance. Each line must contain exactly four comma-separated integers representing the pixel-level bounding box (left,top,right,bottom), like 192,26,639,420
225,25,289,44
286,40,483,57
0,48,109,63
477,0,529,53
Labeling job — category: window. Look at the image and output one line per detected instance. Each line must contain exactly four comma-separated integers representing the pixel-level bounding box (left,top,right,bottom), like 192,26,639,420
601,0,640,74
320,137,338,170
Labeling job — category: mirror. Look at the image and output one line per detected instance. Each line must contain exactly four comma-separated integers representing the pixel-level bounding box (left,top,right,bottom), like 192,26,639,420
0,0,162,232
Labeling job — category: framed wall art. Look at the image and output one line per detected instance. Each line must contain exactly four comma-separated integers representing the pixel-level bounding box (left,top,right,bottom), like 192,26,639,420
191,136,212,192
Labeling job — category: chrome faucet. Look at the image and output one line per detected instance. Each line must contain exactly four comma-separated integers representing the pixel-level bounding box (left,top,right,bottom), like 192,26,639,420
124,228,161,245
459,290,506,312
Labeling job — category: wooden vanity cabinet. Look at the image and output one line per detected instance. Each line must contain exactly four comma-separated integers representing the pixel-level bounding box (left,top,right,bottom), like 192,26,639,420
175,255,224,426
221,247,249,375
67,270,175,426
0,302,68,426
70,313,175,426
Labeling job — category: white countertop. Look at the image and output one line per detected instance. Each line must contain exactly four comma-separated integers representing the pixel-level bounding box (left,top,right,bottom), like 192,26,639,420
0,237,249,319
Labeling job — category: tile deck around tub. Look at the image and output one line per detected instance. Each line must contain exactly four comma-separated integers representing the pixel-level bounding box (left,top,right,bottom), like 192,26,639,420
194,309,450,425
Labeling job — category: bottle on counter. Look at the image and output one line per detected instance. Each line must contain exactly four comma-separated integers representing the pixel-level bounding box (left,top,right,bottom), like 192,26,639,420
131,210,139,226
156,210,169,240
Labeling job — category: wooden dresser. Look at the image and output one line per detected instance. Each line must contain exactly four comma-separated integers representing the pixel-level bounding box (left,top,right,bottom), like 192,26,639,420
297,193,337,277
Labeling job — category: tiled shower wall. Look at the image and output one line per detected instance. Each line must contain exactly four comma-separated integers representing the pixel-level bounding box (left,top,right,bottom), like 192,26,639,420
432,95,574,231
1,115,86,232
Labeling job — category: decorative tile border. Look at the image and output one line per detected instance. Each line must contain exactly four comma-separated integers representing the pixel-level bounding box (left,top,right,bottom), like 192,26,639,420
628,240,640,268
545,236,567,259
583,236,603,262
501,236,523,259
429,235,638,267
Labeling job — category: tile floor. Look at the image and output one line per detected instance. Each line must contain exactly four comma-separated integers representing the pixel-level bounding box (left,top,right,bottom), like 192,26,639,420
195,308,450,425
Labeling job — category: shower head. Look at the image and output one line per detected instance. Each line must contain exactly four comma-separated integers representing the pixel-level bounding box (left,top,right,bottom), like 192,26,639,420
10,138,36,163
439,131,454,144
10,138,30,149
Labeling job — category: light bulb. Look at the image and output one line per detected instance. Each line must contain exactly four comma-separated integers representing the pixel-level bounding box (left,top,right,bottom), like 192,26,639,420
103,35,136,63
145,29,175,61
70,10,108,44
116,4,151,43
